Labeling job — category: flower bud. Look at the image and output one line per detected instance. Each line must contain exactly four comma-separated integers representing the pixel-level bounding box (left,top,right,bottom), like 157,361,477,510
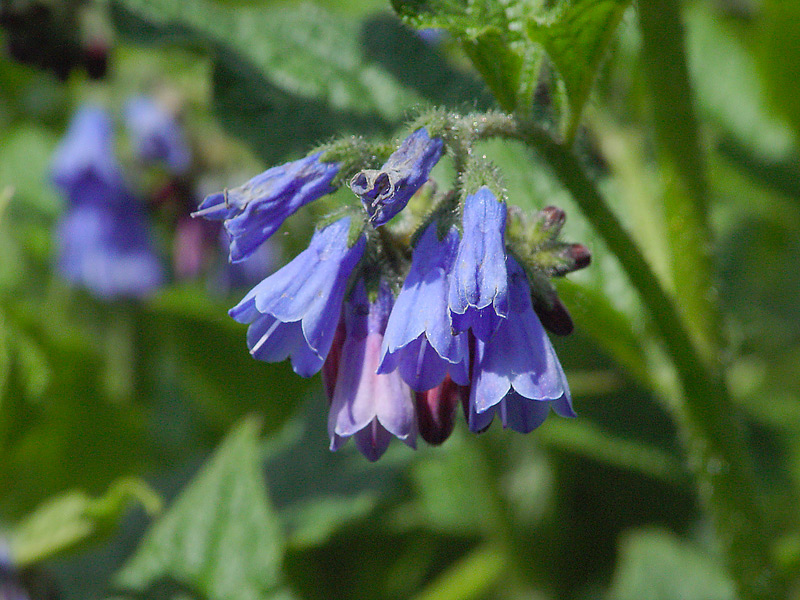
415,375,468,445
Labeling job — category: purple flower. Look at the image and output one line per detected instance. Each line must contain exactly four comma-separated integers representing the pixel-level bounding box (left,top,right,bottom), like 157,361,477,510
52,107,163,299
327,280,416,461
51,105,125,194
124,96,192,174
193,153,340,263
350,127,444,227
377,222,469,391
467,256,575,433
56,196,164,299
448,186,509,341
229,217,365,377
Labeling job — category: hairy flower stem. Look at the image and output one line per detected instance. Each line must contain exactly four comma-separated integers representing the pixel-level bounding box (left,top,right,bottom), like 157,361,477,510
480,114,784,599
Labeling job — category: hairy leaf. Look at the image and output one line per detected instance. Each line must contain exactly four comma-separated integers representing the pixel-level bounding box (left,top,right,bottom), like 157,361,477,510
527,0,631,141
110,418,287,600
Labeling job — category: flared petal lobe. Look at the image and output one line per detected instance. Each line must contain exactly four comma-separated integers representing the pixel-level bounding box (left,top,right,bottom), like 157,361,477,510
229,217,365,377
124,96,192,174
351,127,444,227
378,223,469,391
448,186,509,341
328,281,416,461
467,255,575,432
193,152,340,262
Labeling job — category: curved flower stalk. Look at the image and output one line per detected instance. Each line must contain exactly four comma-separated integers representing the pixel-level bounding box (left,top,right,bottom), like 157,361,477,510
448,186,509,341
193,152,340,262
51,106,163,299
378,222,469,391
229,217,365,377
350,127,443,227
327,280,417,461
467,256,575,433
124,96,192,174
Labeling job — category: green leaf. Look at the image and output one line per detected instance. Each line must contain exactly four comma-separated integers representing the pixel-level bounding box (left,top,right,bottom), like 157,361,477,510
110,418,287,600
755,0,800,141
9,478,161,567
392,0,542,112
110,0,421,162
526,0,631,141
609,528,736,600
461,30,525,112
555,280,650,389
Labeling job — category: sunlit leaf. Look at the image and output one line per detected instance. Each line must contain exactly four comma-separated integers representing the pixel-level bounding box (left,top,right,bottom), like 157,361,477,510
526,0,631,141
110,418,288,600
9,478,161,567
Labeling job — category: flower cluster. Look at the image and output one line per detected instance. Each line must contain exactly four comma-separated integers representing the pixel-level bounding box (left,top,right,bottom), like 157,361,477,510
195,118,590,461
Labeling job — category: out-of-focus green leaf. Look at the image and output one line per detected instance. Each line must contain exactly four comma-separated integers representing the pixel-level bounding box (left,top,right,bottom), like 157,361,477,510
9,478,161,567
110,418,287,600
526,0,631,141
756,0,800,141
684,5,794,162
0,125,60,216
637,0,720,363
609,528,736,600
264,398,406,548
555,280,649,388
110,0,422,162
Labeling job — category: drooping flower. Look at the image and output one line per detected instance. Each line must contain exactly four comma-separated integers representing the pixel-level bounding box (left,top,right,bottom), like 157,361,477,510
51,105,124,194
51,106,163,299
327,280,416,461
193,152,340,263
124,95,192,174
229,217,365,377
350,127,444,227
467,255,575,433
448,186,509,341
377,222,469,391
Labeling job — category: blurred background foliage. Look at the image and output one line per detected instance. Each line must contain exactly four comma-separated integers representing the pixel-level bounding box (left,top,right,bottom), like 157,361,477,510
1,0,799,599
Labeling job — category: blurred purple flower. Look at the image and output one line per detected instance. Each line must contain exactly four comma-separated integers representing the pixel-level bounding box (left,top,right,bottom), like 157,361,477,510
229,217,365,377
327,280,416,461
193,153,340,263
377,222,469,391
351,127,443,227
467,256,575,433
51,105,124,193
124,96,192,174
51,106,163,299
448,186,509,341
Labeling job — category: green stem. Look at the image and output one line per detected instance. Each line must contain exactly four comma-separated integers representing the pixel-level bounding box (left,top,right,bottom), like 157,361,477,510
479,115,783,599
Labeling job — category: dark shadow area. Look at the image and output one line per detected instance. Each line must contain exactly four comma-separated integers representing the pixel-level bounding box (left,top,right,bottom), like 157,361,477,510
358,14,494,112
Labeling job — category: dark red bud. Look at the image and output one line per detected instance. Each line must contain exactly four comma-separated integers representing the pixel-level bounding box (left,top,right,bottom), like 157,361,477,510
415,375,467,445
568,243,591,270
321,318,347,404
533,294,574,336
